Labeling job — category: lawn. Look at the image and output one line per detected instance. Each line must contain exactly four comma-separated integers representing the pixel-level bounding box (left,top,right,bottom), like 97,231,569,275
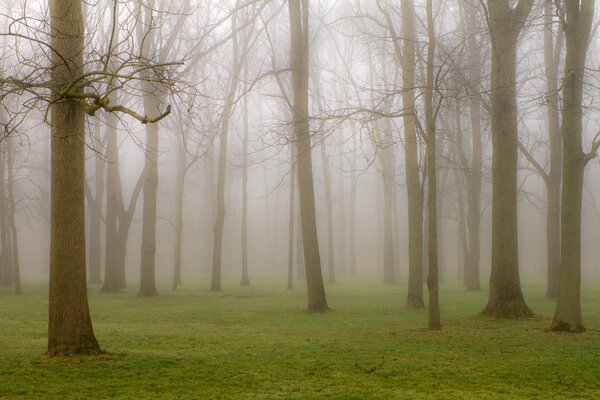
1,275,599,399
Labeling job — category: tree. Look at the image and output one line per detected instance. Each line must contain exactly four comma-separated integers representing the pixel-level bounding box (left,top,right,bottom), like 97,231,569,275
461,0,484,291
482,0,534,319
551,0,596,333
289,0,329,312
47,0,101,356
399,0,424,307
425,0,440,330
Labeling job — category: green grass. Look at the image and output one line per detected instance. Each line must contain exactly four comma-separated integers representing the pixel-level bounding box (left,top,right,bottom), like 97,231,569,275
1,275,599,399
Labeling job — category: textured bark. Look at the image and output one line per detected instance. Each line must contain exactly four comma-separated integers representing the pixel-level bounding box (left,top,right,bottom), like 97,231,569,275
482,0,534,319
401,0,424,308
47,0,100,356
289,0,328,312
551,0,594,333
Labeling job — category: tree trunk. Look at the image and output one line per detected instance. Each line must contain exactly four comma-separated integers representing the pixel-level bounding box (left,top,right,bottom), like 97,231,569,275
482,0,534,318
172,135,186,290
87,130,104,285
48,0,101,355
101,119,122,293
7,138,21,295
425,0,440,330
402,0,424,308
139,91,160,297
320,141,336,284
463,0,482,291
241,67,250,287
551,0,594,333
287,149,296,290
289,0,329,312
543,0,562,298
0,143,13,287
349,133,357,275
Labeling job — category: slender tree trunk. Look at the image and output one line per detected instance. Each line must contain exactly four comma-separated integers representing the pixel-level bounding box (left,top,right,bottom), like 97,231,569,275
139,92,160,297
87,132,104,285
551,0,594,333
454,167,468,284
402,0,424,308
241,68,250,287
543,0,562,298
287,149,296,290
48,0,101,355
296,207,306,279
349,134,357,275
101,119,122,293
463,1,482,291
482,0,534,318
425,0,440,329
0,144,12,287
320,141,336,284
289,0,328,312
172,136,185,290
7,138,21,295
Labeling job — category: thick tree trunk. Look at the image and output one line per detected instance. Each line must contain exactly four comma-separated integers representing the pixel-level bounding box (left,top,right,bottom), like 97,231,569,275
551,0,594,332
482,0,533,318
289,0,329,312
402,0,424,308
47,0,100,355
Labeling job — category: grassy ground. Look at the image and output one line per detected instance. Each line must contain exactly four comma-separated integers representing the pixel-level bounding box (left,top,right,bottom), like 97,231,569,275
1,275,599,399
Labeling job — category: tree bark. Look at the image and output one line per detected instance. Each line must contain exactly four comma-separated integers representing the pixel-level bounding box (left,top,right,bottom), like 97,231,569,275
482,0,534,318
47,0,101,355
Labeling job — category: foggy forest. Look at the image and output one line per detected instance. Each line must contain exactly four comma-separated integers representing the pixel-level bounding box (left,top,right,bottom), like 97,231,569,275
1,0,600,398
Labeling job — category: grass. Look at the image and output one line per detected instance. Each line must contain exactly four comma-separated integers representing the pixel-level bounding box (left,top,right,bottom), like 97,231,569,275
1,274,599,399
